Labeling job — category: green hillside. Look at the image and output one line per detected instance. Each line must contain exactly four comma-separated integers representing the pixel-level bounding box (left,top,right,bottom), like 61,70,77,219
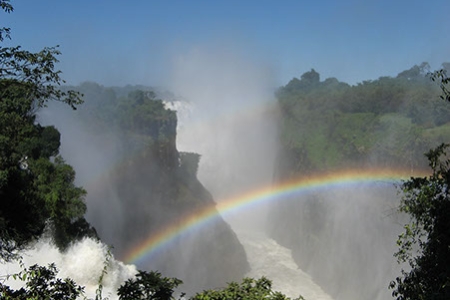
276,64,450,177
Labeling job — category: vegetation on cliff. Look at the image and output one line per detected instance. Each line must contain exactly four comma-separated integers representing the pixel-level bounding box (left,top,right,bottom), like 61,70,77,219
276,64,449,176
55,81,250,293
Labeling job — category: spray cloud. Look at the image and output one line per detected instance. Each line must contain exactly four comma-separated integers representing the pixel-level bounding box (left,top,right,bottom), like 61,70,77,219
168,43,278,231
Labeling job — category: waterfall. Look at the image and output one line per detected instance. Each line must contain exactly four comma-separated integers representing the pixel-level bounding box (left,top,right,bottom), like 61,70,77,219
0,238,136,300
239,231,333,300
172,99,334,299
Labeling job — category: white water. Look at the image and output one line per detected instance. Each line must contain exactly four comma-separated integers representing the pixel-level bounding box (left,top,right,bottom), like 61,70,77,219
239,231,333,300
170,98,334,299
1,238,137,300
164,47,337,299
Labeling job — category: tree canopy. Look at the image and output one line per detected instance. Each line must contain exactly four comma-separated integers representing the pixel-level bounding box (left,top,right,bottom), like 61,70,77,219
275,64,450,174
0,0,95,260
191,277,304,300
390,144,450,299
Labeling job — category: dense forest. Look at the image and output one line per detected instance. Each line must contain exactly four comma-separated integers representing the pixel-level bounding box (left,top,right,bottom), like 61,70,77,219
275,63,450,176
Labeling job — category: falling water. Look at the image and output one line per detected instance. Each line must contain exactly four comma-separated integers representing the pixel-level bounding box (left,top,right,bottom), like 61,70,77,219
239,231,333,300
163,44,338,298
169,97,333,299
0,238,136,300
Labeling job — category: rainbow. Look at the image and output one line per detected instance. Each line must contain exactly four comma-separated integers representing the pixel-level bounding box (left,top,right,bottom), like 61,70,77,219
122,168,428,264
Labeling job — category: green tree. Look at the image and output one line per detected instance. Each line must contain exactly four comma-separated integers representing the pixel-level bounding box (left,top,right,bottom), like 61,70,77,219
300,68,320,86
0,0,94,260
390,144,450,299
191,277,304,300
0,0,12,42
390,71,450,299
117,270,183,300
115,90,176,140
0,263,84,300
431,68,450,102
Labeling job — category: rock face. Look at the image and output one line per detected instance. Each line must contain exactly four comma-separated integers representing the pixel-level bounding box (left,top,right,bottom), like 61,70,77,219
96,138,250,294
42,82,249,295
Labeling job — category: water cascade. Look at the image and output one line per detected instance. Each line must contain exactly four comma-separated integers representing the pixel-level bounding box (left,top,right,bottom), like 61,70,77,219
169,46,335,298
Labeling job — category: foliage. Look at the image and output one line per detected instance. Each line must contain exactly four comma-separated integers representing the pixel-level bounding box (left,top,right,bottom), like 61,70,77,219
0,0,94,259
191,277,304,300
94,246,112,300
0,0,12,42
115,90,176,140
431,69,450,102
0,248,183,300
389,70,450,299
117,270,183,300
390,144,450,299
2,268,300,300
0,263,84,300
64,83,179,170
275,64,449,176
1,265,302,300
0,46,83,109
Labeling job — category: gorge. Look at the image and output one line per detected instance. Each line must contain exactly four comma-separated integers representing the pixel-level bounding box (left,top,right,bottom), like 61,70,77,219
3,62,448,300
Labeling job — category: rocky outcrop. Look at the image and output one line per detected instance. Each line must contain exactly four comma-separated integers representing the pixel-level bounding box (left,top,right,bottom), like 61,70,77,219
57,83,249,295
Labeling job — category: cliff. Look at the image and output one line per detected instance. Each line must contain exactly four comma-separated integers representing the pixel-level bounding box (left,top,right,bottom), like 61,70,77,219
49,82,249,294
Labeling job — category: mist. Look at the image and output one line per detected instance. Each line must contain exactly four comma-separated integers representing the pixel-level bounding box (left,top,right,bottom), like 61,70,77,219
1,238,136,300
14,42,418,300
168,45,279,231
168,46,408,299
31,44,278,294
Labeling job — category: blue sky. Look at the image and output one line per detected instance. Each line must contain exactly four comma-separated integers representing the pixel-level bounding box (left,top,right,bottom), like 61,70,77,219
3,0,450,87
